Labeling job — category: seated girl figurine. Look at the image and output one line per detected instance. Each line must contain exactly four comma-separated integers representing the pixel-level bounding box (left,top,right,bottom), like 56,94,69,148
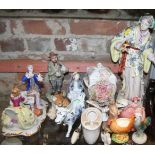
21,65,43,115
1,85,36,131
10,84,26,107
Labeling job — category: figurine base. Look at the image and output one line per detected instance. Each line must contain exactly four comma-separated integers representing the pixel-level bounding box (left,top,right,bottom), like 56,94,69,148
132,132,147,144
1,137,22,145
2,99,48,137
112,133,129,144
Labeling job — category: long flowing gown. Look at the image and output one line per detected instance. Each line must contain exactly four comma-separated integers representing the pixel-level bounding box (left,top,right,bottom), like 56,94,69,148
111,26,153,100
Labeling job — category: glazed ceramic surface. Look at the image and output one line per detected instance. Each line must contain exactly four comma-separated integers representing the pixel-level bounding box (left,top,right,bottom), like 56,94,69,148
81,107,102,144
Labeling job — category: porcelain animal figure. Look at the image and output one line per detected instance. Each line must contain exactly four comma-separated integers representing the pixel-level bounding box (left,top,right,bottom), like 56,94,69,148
55,93,85,137
132,113,151,144
109,116,135,133
119,103,146,122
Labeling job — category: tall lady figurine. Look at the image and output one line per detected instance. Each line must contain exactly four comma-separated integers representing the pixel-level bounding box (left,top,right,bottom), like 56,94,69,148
111,15,155,101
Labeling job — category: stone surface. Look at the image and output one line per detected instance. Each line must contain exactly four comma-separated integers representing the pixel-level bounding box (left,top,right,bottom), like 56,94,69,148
78,37,109,53
0,73,18,96
10,20,17,34
23,20,52,35
70,19,128,35
46,19,68,35
54,38,78,51
0,21,6,34
10,20,25,35
27,38,51,52
0,38,25,52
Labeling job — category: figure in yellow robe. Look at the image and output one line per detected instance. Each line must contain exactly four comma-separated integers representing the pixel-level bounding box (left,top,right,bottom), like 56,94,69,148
111,15,155,100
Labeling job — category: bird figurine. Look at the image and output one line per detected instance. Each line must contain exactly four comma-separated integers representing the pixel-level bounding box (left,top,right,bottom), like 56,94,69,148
109,115,135,133
132,113,151,144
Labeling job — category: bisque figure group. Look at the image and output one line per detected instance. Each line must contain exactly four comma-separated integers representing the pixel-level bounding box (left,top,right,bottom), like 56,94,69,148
1,15,155,145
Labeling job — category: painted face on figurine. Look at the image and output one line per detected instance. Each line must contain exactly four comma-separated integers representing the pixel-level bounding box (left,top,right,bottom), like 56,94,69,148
27,65,33,73
51,55,58,63
11,86,20,97
140,19,150,31
73,73,80,81
97,63,103,69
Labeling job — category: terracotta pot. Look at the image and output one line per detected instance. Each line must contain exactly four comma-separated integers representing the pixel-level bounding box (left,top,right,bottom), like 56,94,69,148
81,107,102,144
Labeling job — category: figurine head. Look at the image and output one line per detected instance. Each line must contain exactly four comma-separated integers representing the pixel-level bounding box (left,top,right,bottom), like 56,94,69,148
11,85,20,97
49,52,58,63
132,96,141,103
27,65,33,73
55,106,68,124
139,15,154,30
72,72,80,81
97,63,103,69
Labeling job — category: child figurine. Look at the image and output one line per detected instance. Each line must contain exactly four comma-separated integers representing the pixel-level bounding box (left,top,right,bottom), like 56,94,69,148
47,52,68,95
21,65,43,115
10,84,26,107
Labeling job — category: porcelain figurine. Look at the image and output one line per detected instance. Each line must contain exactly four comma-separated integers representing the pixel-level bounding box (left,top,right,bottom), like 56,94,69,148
119,98,146,121
101,131,111,145
2,66,47,137
109,101,119,119
67,72,84,101
1,83,48,137
47,52,68,95
47,105,57,120
21,65,43,115
111,15,155,101
132,114,151,144
71,125,81,144
54,93,85,137
10,84,26,107
47,92,70,121
108,115,135,133
1,85,36,131
84,63,117,126
47,72,85,138
84,63,117,105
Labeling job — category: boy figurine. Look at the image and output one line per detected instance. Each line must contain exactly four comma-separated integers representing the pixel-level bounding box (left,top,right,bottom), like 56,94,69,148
47,52,69,95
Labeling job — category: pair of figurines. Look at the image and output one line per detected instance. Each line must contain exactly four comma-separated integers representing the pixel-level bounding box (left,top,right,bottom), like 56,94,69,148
1,65,47,136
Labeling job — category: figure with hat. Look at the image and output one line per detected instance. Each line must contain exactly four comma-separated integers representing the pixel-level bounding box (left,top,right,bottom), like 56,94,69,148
47,51,69,96
111,15,155,101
